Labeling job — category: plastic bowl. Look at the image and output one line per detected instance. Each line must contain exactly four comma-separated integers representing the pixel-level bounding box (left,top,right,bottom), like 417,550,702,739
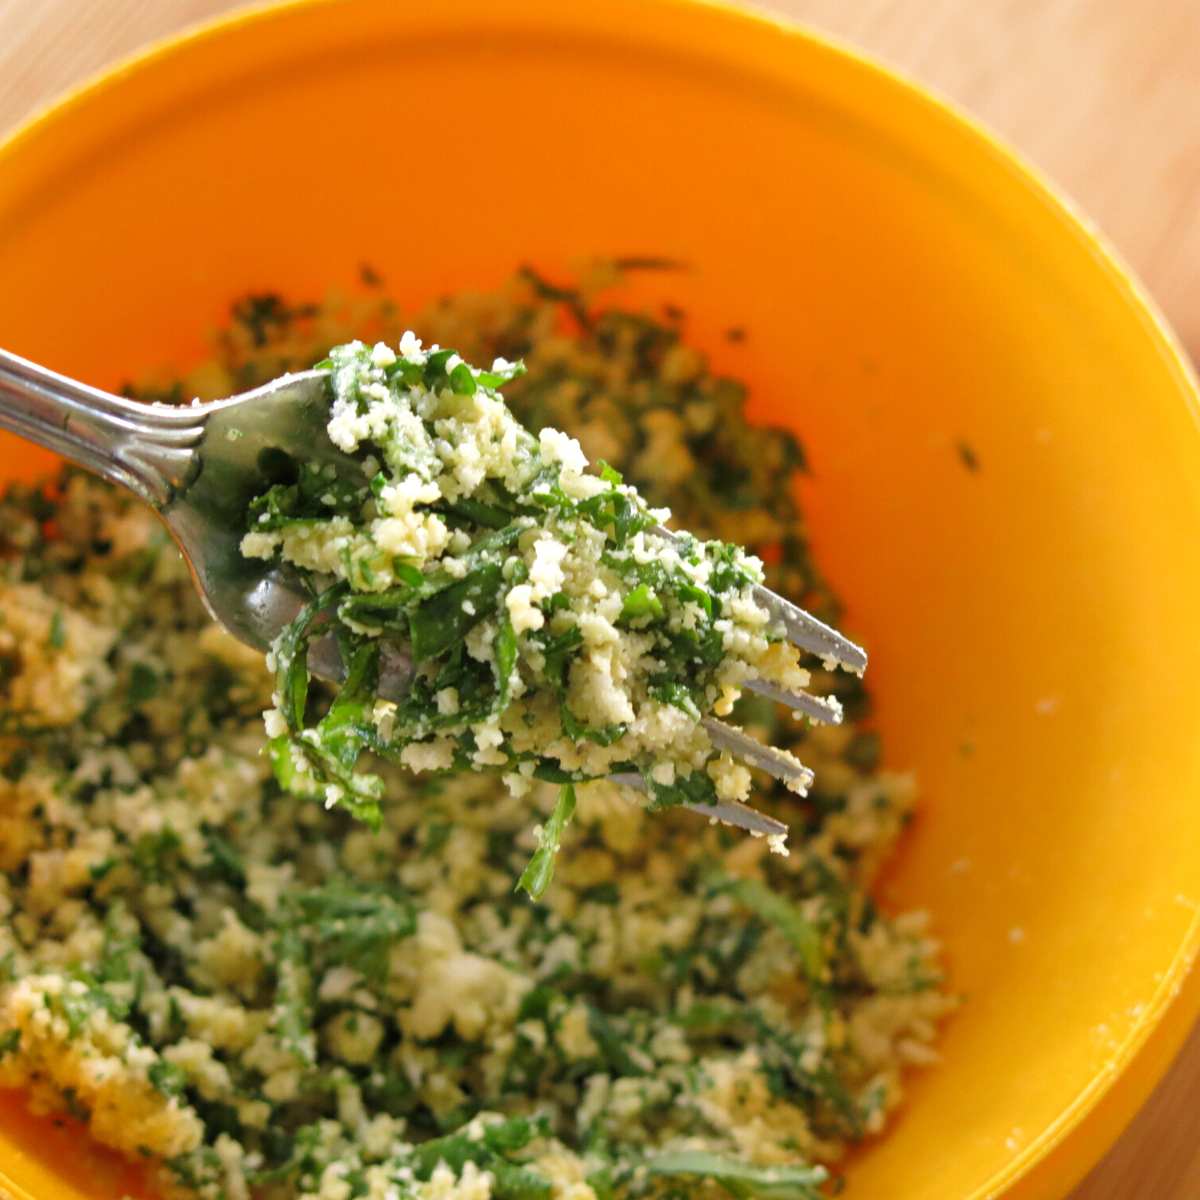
1,2,1199,1197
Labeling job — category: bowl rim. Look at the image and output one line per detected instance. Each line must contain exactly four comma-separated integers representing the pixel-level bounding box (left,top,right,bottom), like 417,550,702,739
1,1,1199,1197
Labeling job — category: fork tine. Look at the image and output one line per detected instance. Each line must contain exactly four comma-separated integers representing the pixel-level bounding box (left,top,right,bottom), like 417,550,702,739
609,772,789,838
743,678,844,725
649,524,866,674
688,800,788,838
750,584,867,675
701,717,814,794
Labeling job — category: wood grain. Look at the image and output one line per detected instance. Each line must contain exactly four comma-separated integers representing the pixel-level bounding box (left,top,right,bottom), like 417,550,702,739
1,1,1198,1196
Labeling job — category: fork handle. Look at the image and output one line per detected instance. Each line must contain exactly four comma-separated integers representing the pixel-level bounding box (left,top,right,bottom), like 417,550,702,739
0,347,205,506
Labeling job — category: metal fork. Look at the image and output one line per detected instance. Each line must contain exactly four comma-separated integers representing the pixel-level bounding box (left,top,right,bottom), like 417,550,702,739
0,347,866,837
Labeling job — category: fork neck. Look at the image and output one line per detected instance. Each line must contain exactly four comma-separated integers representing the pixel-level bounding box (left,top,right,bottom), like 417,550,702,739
0,347,205,507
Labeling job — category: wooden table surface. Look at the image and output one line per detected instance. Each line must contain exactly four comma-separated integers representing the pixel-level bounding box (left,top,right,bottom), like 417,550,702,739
1,1,1198,1196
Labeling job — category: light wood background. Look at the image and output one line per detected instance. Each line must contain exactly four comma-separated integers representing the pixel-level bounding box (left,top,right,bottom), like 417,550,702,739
1,1,1197,1196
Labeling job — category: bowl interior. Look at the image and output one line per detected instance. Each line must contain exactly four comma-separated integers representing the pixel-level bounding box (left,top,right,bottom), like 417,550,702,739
2,2,1199,1198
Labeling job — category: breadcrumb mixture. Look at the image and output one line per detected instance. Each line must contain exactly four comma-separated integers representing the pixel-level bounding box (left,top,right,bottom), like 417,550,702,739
241,335,813,874
0,269,952,1200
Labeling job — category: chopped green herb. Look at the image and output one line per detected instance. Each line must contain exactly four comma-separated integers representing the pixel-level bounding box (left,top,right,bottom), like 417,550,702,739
128,662,159,706
516,784,576,900
725,876,827,986
148,1059,188,1099
645,1150,828,1199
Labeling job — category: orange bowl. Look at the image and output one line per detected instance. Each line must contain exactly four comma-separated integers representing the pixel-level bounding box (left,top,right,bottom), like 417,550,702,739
1,2,1199,1198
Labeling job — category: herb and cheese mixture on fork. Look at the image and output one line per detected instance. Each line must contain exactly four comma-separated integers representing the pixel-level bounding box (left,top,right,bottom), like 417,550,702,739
242,335,818,889
0,269,953,1200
